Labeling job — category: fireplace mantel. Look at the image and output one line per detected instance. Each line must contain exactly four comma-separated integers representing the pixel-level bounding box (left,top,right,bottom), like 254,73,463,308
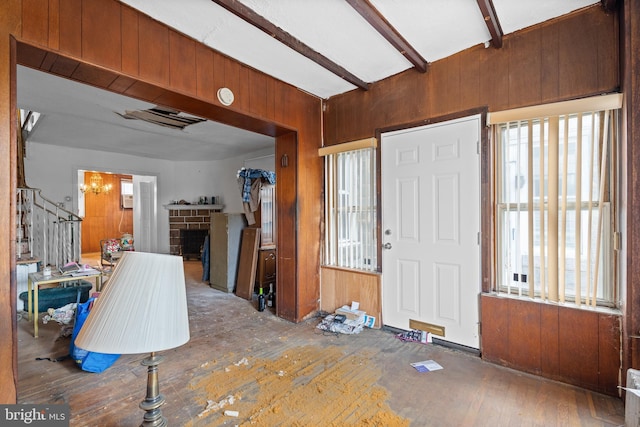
163,204,224,211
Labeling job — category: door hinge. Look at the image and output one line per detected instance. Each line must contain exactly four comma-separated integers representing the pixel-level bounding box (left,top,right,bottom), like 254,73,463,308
477,141,480,154
477,231,481,245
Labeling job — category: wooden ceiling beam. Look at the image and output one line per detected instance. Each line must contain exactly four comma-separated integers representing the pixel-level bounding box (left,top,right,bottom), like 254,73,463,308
346,0,428,73
476,0,503,48
211,0,369,91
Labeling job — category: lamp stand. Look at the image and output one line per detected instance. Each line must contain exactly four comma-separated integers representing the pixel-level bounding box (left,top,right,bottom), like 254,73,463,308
139,352,167,427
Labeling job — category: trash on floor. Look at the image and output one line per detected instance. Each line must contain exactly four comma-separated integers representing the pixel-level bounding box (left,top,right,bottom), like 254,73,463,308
410,360,443,373
198,394,239,418
317,301,376,335
395,329,432,344
42,302,77,325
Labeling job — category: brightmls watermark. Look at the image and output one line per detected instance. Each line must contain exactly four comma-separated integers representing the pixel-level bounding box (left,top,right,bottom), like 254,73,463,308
0,404,69,426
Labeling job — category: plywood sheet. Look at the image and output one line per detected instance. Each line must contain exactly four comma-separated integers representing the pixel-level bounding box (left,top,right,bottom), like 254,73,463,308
235,228,260,300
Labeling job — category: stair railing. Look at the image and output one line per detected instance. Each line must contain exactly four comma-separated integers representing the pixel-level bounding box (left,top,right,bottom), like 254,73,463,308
17,187,82,269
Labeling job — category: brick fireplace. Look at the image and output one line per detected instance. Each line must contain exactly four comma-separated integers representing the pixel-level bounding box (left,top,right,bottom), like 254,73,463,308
166,205,223,256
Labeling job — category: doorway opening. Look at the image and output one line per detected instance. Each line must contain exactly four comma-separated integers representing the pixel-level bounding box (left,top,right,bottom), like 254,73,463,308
78,169,157,265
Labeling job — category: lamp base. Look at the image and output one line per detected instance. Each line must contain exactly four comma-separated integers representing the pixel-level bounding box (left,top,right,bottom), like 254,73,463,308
139,353,167,427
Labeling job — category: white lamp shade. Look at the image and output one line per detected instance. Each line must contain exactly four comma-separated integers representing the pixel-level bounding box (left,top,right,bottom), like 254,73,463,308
75,251,190,354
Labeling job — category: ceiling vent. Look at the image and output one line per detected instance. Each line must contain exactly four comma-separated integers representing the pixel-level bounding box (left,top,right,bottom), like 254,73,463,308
116,106,206,130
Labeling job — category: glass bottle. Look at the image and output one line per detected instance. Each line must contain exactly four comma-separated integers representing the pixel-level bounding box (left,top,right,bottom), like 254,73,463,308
258,287,265,312
267,283,274,308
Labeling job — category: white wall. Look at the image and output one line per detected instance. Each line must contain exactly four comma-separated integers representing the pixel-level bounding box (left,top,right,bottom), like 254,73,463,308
24,142,274,253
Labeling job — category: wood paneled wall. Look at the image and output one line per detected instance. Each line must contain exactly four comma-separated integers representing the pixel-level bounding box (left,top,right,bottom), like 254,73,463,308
1,0,21,404
481,294,621,396
322,5,624,396
0,0,323,402
623,0,640,376
81,172,133,253
320,266,381,328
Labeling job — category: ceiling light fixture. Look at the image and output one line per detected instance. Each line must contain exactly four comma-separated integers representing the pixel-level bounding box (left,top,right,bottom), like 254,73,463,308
80,172,112,195
217,87,235,106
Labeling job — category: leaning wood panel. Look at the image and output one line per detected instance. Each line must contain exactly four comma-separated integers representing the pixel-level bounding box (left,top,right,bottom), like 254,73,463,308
235,228,260,301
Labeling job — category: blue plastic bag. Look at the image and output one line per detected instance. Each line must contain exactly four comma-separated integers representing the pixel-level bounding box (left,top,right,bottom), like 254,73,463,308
69,298,120,373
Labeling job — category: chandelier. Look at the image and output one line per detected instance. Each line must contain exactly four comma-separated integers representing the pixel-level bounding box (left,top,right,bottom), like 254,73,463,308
80,173,112,195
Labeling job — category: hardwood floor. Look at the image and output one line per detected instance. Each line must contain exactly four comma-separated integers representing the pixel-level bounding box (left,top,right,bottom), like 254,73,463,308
17,260,625,426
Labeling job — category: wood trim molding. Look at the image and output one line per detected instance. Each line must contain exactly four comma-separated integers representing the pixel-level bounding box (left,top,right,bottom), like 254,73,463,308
318,137,377,156
488,93,623,124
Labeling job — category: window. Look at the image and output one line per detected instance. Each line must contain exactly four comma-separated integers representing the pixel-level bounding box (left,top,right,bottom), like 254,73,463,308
492,95,621,307
121,178,133,209
320,138,377,272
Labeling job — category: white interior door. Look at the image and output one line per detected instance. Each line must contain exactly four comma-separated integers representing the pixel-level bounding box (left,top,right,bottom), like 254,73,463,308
381,115,481,349
133,177,157,253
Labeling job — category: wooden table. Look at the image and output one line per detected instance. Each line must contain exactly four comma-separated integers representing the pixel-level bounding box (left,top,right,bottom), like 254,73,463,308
27,271,102,338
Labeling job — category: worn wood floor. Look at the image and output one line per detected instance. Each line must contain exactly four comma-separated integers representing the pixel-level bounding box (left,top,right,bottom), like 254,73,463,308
17,259,625,426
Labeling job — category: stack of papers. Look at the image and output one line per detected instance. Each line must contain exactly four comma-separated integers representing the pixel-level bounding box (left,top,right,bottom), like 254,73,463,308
410,360,443,373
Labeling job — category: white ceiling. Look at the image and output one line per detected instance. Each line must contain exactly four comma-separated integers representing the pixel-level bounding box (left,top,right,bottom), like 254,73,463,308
17,0,598,161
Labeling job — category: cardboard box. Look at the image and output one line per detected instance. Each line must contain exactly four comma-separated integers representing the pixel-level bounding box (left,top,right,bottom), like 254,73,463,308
335,306,366,321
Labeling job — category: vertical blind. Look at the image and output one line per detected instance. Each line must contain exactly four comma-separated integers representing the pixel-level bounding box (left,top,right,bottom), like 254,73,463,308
319,138,377,272
491,94,621,307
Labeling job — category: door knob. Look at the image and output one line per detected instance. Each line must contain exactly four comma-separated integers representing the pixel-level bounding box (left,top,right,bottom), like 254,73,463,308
382,242,392,249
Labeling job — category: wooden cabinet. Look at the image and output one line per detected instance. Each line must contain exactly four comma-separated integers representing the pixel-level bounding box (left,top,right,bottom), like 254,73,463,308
255,183,276,294
255,248,276,293
209,213,246,293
